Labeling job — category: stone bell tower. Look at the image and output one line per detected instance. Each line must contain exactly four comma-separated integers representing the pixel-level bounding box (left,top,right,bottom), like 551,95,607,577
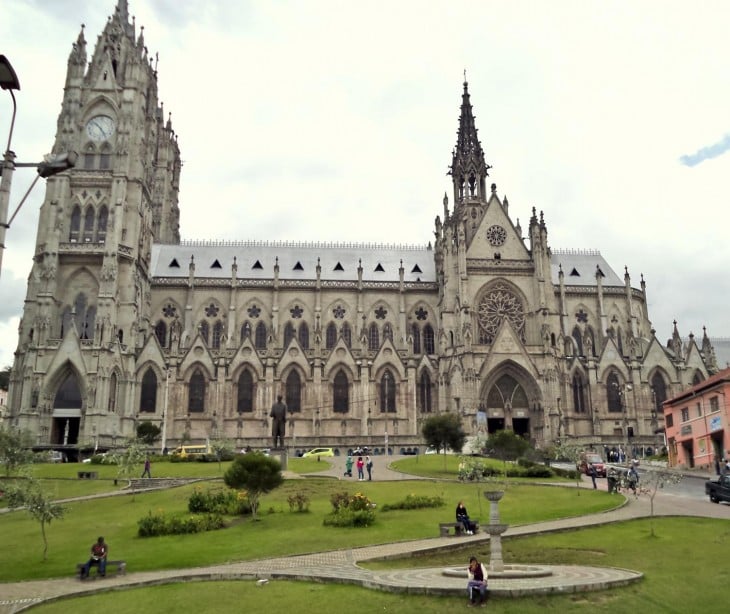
8,0,181,448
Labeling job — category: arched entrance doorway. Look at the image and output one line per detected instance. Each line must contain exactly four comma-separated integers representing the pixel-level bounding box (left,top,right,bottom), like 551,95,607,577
52,371,82,445
484,373,532,438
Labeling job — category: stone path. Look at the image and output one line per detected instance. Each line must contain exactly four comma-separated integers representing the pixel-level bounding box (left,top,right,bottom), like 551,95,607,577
1,460,727,612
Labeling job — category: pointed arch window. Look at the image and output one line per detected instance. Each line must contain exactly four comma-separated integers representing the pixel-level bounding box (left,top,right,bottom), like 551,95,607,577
83,206,95,242
188,370,206,412
411,323,421,354
299,322,309,350
140,368,157,413
237,370,254,413
341,322,352,348
423,324,435,354
284,322,295,347
326,322,337,349
240,321,252,342
96,206,108,242
83,143,96,170
486,374,528,410
286,370,301,412
368,323,379,351
383,322,393,343
692,370,705,385
99,143,112,170
333,369,349,413
380,369,396,412
108,372,118,412
418,371,432,412
572,372,587,413
606,372,622,413
199,320,209,345
651,373,667,414
54,371,82,409
255,321,267,350
69,206,81,242
154,320,167,348
571,327,584,356
212,320,224,349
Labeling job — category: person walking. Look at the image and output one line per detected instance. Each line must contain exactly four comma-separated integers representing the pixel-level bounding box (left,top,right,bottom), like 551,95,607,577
141,455,151,478
588,463,597,489
356,456,365,481
366,455,373,480
344,454,353,478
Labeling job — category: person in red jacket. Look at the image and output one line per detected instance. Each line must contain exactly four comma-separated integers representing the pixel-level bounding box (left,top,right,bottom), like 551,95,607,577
81,536,108,579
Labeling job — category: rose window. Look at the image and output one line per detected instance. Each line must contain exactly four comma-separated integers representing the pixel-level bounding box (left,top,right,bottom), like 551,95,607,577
477,283,525,343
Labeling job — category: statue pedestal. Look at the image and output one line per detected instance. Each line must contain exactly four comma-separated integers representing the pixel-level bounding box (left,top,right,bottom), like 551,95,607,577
272,447,287,470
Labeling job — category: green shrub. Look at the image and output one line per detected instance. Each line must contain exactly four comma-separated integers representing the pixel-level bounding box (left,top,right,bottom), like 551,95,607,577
188,488,250,515
137,510,225,537
524,466,553,478
381,493,444,511
552,466,581,480
324,491,376,527
517,457,537,468
287,492,310,512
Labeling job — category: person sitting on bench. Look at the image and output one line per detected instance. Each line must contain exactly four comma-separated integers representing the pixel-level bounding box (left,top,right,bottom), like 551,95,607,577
456,501,476,535
81,536,108,578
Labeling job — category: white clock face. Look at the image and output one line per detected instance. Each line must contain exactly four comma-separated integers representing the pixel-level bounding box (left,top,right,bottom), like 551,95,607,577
85,115,115,141
486,224,507,246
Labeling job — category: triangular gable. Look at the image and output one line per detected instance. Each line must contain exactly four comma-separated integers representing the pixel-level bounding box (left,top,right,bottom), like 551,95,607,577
275,335,310,378
228,336,265,380
46,329,88,386
479,318,539,378
639,335,676,374
322,337,358,378
370,337,406,379
92,56,121,92
135,333,167,375
595,335,623,366
178,334,216,378
466,192,531,261
683,337,707,372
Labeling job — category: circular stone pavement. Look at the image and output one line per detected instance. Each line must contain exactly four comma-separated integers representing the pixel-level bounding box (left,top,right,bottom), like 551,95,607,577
362,564,643,597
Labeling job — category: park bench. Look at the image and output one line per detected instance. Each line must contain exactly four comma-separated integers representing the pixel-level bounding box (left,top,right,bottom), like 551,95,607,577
76,559,126,579
77,471,98,479
439,521,479,537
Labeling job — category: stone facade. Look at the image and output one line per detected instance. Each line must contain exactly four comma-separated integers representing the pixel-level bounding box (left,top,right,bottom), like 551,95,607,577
6,1,719,454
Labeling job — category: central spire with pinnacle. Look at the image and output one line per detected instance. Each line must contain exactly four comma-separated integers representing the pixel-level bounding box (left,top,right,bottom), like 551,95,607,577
449,76,491,203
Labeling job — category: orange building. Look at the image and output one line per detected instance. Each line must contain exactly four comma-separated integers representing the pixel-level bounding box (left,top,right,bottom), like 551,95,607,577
664,367,730,471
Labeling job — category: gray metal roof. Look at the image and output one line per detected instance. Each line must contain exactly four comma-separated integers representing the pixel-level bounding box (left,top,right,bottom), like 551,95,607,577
550,249,624,287
151,241,436,283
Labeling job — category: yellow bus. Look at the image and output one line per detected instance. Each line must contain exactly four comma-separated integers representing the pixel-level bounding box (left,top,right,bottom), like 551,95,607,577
171,444,210,458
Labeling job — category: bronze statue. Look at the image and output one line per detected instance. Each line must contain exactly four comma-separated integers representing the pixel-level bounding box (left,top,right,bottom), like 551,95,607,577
270,395,287,448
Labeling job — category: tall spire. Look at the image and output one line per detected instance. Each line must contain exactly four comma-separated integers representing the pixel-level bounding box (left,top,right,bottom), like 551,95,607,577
449,77,491,203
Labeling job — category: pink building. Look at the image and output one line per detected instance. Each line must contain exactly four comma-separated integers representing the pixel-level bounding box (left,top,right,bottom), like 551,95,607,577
664,367,730,471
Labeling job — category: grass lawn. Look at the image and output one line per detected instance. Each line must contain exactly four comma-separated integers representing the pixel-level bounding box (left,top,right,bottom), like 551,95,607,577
27,517,730,612
0,479,615,582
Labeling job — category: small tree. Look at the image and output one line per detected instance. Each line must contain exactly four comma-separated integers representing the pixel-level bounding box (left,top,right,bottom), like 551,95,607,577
111,439,146,500
421,413,466,468
210,438,234,471
639,466,683,537
224,453,283,520
136,421,161,446
6,479,65,560
553,442,584,495
484,429,530,482
0,365,11,389
0,426,35,477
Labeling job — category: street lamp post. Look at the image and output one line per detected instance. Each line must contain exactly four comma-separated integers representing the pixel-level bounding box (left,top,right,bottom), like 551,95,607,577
0,55,76,277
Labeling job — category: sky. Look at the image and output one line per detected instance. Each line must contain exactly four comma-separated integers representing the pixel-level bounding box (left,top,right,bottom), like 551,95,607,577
1,0,729,370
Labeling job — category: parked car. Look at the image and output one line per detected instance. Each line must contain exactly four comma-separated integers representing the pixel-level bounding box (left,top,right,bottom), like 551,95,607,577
302,447,335,458
577,452,606,477
706,474,730,503
48,450,66,463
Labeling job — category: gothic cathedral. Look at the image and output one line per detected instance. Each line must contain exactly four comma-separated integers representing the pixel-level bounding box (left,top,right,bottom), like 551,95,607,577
7,1,718,456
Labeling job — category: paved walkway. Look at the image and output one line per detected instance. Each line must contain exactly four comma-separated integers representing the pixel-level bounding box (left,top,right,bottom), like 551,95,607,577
1,460,727,612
